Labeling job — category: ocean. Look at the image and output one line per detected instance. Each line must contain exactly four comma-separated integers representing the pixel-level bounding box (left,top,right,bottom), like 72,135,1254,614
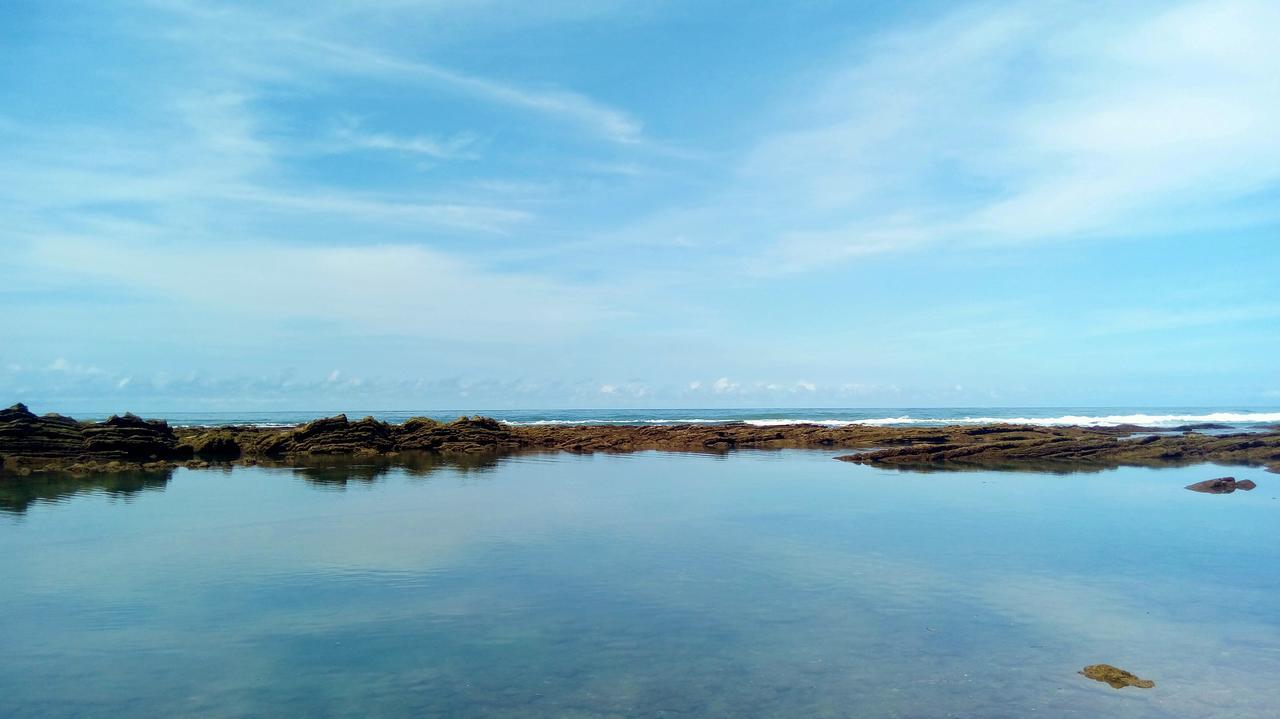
68,406,1280,429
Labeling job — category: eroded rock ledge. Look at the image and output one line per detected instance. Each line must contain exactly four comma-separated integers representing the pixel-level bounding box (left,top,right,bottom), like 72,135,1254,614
3,403,1279,476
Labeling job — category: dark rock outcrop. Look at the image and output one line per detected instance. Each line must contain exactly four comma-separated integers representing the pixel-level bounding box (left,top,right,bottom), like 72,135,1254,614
82,413,186,461
396,416,523,453
255,415,396,456
1185,476,1257,493
0,404,188,473
0,404,85,458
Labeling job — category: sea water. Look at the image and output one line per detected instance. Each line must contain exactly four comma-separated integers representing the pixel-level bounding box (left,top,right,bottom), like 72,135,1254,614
2,451,1278,717
59,406,1280,430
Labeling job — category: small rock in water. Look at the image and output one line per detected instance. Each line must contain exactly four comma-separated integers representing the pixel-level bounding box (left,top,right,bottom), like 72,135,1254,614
1185,476,1257,494
1080,664,1155,689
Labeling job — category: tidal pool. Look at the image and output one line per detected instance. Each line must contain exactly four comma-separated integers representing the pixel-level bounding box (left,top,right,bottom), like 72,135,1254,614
2,451,1277,718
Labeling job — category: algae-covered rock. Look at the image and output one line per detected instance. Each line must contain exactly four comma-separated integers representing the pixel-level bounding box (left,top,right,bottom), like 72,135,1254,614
397,415,522,453
185,431,242,460
451,416,505,431
252,414,396,456
1080,664,1155,689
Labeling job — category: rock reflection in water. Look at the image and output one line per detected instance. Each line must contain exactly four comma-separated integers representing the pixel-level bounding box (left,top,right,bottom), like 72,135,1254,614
289,451,508,489
0,453,509,512
0,468,175,515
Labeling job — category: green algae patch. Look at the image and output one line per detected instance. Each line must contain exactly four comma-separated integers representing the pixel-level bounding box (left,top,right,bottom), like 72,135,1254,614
1080,664,1155,689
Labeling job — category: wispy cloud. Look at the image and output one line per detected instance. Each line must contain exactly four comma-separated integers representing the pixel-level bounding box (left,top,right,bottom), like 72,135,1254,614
147,0,645,144
620,0,1280,273
21,237,612,341
329,119,480,161
0,93,532,237
3,0,1278,408
314,39,644,145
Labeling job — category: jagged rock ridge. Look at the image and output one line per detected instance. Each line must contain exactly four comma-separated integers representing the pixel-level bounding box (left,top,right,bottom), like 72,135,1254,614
3,403,1280,476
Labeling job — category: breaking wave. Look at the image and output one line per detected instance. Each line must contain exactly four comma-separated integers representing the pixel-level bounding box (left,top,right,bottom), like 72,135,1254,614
506,412,1280,428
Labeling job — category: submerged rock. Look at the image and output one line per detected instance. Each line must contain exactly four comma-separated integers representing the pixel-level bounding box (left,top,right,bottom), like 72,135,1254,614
1080,664,1155,689
1185,476,1257,494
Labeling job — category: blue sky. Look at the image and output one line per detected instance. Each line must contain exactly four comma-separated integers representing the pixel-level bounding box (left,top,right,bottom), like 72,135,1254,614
3,0,1279,411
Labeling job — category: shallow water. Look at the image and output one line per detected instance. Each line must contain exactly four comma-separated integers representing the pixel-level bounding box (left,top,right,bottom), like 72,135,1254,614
2,452,1278,718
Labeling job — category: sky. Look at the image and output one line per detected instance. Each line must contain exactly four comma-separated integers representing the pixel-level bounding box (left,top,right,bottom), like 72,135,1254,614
2,0,1279,412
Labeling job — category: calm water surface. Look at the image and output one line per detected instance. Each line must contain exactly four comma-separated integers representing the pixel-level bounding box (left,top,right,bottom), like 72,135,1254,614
2,452,1278,718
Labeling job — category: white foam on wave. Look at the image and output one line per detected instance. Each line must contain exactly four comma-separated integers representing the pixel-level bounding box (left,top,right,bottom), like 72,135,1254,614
503,418,732,426
752,412,1280,427
505,412,1280,428
742,419,863,427
174,422,298,428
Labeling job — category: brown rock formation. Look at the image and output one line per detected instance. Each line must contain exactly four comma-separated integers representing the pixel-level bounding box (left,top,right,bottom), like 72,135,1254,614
82,413,185,461
5,403,1280,477
254,415,396,456
0,404,85,458
1185,476,1258,493
0,403,190,474
834,429,1280,473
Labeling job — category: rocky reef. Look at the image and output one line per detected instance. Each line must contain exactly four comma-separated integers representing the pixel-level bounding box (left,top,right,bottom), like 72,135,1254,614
3,403,1280,477
834,426,1280,474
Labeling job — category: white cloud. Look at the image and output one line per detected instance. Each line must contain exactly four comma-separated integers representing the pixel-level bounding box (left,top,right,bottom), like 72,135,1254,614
329,118,480,161
23,237,611,343
0,92,531,236
642,0,1280,273
150,0,644,144
712,377,739,394
593,382,648,399
45,358,104,376
224,187,533,234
